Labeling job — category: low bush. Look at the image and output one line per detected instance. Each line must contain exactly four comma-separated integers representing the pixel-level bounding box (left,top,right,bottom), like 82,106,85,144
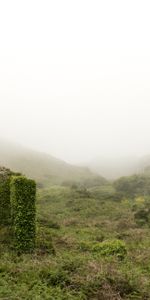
134,208,150,226
92,239,127,259
40,268,71,288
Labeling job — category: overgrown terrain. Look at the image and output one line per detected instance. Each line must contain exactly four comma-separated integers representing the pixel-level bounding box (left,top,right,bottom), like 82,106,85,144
0,178,150,299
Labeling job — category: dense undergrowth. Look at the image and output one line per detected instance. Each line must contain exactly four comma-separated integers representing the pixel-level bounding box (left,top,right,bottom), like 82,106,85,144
0,185,150,299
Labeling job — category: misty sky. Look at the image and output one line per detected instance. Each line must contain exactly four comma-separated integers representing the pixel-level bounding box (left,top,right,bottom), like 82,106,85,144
0,0,150,163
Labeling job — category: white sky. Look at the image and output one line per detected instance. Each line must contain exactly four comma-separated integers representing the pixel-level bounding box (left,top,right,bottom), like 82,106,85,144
0,0,150,163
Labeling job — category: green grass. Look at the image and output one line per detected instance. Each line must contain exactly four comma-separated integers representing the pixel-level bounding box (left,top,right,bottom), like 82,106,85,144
0,186,150,299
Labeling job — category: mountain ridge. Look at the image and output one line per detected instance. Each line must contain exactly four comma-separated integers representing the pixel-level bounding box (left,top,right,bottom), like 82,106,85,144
0,139,106,187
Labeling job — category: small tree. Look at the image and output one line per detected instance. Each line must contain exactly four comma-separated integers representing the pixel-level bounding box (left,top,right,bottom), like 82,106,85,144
10,176,36,253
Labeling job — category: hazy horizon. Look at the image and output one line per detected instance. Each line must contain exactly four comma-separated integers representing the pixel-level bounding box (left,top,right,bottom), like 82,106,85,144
1,1,150,164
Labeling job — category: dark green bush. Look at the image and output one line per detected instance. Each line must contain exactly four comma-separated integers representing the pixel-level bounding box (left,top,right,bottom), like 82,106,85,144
114,175,150,198
40,268,71,287
134,208,150,226
10,176,36,253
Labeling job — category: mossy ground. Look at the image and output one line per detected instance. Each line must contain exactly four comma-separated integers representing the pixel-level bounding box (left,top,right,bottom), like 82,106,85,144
0,186,150,299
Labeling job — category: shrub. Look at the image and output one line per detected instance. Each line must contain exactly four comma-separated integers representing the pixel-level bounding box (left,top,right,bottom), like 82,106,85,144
134,208,150,226
10,176,36,253
90,185,116,201
92,239,127,259
114,175,150,198
40,268,71,288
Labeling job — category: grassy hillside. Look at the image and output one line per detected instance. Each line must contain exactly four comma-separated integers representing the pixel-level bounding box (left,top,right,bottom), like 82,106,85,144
1,185,150,299
1,142,150,298
0,139,106,187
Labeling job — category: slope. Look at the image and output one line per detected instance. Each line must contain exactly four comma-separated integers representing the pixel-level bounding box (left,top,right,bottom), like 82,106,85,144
0,139,106,187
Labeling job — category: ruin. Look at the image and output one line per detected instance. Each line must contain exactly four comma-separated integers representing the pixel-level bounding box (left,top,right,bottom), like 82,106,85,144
0,166,36,252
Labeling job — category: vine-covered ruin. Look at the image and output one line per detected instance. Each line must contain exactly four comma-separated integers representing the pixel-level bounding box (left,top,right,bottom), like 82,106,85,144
0,167,36,252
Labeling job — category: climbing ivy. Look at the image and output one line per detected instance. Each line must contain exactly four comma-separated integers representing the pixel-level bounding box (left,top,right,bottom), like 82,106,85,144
0,168,20,226
10,176,36,253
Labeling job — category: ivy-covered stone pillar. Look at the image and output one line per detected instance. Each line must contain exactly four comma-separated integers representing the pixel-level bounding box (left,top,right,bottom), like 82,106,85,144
10,176,36,253
0,167,15,226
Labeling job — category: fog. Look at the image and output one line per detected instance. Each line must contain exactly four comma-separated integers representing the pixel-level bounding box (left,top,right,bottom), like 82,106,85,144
1,0,150,164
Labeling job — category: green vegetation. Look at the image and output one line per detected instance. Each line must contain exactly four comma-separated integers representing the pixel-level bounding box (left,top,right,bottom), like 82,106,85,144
10,176,36,253
0,167,20,225
1,177,150,299
114,174,150,198
0,168,12,225
92,239,127,259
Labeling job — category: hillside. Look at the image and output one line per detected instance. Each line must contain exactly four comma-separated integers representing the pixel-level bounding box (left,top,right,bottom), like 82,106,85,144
0,139,106,187
88,155,150,179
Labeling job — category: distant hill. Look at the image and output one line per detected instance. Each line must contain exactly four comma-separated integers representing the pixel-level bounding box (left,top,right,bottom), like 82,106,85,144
139,155,150,175
0,139,106,187
88,155,150,180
